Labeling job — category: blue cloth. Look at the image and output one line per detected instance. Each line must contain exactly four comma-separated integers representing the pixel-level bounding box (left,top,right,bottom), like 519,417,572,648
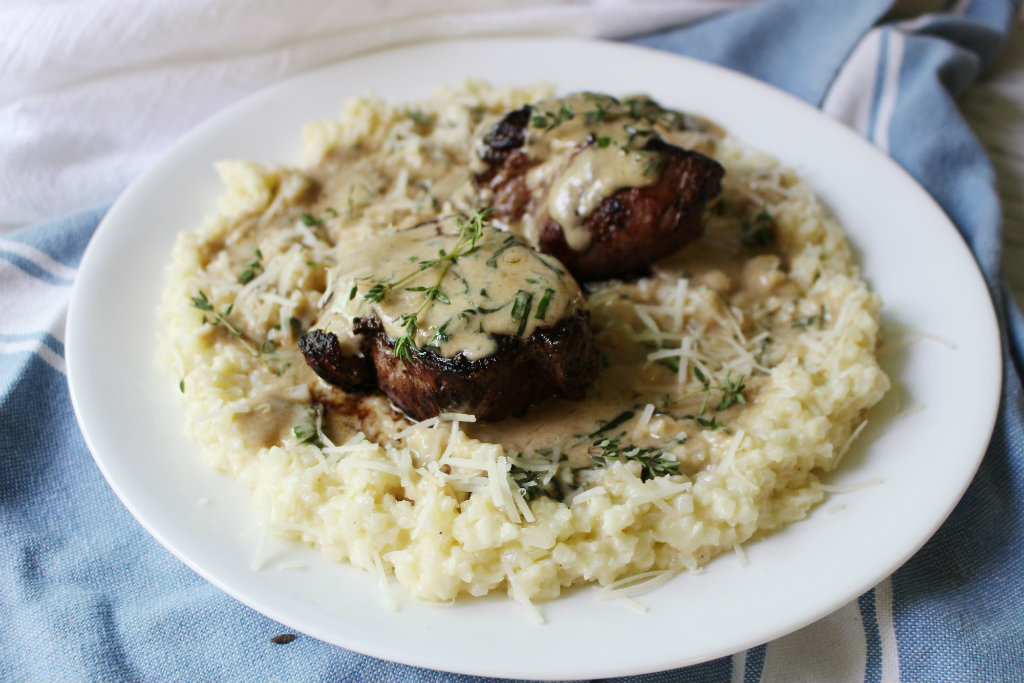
3,0,1022,680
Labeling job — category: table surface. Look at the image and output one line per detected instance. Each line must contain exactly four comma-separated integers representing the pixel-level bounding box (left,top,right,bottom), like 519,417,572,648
964,21,1024,312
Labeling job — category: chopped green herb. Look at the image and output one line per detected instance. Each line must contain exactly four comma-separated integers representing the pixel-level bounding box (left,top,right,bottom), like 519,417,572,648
590,409,636,437
407,108,436,126
741,210,776,249
531,104,575,131
431,320,452,346
300,212,322,227
589,437,680,481
535,288,555,320
292,405,323,447
510,289,533,336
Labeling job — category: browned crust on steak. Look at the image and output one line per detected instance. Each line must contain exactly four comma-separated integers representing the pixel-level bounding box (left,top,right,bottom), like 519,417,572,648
299,311,597,422
297,329,375,392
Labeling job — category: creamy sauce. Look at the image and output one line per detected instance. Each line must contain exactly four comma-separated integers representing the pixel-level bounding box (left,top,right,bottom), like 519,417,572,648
546,144,652,249
317,219,585,360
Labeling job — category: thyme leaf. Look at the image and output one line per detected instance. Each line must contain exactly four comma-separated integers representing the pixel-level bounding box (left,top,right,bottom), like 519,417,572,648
237,245,264,284
300,212,323,227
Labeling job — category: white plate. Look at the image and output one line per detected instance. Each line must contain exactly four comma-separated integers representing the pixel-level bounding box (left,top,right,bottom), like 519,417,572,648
66,38,1002,679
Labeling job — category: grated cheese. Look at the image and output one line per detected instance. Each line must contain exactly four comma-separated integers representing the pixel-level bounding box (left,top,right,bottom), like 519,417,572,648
632,403,656,439
572,487,607,505
502,556,544,625
597,569,676,600
733,542,749,568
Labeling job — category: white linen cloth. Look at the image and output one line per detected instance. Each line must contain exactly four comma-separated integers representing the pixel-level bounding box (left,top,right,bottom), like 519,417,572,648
0,0,748,231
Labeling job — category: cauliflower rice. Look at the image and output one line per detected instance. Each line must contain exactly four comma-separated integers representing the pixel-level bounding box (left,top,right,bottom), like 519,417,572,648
158,81,889,606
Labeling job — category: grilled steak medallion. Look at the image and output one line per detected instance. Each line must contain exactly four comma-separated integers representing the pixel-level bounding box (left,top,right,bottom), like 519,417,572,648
475,93,725,280
299,214,597,421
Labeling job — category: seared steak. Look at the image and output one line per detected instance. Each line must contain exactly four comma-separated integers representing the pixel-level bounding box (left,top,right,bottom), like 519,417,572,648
476,96,725,281
298,217,598,422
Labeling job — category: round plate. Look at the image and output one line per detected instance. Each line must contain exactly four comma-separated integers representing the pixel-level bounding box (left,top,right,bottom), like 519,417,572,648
66,38,1001,679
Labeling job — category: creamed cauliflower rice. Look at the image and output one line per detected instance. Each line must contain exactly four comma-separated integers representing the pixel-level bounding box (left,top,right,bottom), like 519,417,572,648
159,81,889,608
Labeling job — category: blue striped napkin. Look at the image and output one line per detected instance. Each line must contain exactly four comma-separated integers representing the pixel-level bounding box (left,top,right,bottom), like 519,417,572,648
2,0,1021,680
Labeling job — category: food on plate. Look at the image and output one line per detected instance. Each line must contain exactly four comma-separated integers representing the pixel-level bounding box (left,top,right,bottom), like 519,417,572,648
475,94,725,281
158,81,889,609
297,215,598,420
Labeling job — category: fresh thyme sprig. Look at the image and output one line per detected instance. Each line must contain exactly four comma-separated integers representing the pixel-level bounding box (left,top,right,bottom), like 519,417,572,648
589,437,681,481
716,372,747,411
359,209,491,361
190,290,282,373
662,367,747,429
191,290,246,341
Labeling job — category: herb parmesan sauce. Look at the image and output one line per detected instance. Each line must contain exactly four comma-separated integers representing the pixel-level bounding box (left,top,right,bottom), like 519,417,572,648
317,221,584,360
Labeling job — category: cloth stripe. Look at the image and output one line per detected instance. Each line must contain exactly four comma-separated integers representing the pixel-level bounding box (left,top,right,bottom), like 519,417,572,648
0,338,65,374
820,28,883,134
0,331,65,357
0,239,78,282
744,644,766,683
731,649,746,683
875,578,900,682
857,591,883,683
872,28,904,152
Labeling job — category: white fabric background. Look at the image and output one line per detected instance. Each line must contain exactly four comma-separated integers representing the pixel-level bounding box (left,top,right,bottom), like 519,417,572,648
0,0,748,231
